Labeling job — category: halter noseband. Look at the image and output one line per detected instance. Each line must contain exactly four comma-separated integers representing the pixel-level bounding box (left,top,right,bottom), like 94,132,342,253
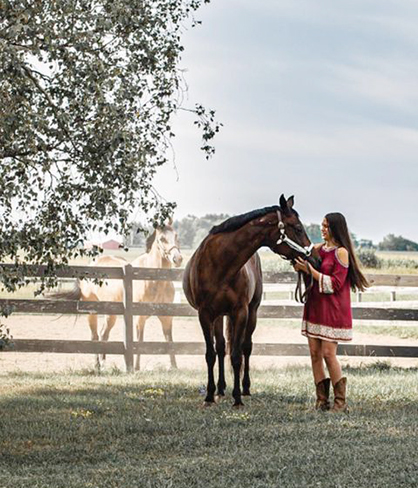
276,210,314,258
157,240,181,262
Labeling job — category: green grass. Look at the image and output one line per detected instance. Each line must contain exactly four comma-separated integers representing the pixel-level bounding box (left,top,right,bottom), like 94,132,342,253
1,366,418,488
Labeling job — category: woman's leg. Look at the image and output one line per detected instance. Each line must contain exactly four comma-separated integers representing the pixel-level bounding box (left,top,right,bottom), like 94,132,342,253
308,337,327,384
321,340,342,385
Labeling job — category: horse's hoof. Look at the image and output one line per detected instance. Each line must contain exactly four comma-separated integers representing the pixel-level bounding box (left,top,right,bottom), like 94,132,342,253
232,402,245,409
242,391,251,397
215,395,223,403
201,401,217,408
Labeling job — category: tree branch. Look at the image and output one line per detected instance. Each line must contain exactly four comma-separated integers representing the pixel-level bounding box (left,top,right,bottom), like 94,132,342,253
21,64,79,155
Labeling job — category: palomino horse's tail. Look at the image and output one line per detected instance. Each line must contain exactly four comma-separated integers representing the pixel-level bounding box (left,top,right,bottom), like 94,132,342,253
48,281,82,301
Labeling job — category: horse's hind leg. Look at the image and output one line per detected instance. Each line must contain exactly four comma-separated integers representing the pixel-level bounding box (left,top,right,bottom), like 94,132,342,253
99,314,117,367
230,308,248,407
88,313,101,370
135,316,147,371
214,316,226,396
158,316,177,369
199,310,216,405
242,306,258,396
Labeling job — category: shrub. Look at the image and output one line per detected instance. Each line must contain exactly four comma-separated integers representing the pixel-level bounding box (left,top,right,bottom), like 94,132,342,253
357,248,382,269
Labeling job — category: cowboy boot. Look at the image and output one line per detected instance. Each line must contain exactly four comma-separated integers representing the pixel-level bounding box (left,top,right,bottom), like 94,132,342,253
331,377,349,413
315,378,331,411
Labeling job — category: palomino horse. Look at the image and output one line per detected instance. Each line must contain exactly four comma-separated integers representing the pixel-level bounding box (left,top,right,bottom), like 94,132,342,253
183,195,313,407
56,224,182,370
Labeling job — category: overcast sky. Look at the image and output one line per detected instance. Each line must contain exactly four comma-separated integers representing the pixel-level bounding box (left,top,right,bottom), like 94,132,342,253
154,0,418,244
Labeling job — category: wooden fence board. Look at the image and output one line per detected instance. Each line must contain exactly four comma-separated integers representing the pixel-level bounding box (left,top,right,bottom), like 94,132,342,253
2,263,418,287
6,340,418,358
1,299,418,321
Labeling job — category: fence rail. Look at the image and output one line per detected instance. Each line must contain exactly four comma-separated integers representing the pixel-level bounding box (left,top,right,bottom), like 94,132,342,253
1,264,418,371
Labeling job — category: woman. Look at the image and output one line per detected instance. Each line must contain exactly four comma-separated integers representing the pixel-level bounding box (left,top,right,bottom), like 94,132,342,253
294,212,368,412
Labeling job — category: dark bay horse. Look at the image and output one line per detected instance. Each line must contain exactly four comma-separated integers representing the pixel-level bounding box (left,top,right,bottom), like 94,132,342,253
182,195,312,407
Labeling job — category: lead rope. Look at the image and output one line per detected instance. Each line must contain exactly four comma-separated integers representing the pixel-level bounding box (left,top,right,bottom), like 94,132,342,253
295,269,314,304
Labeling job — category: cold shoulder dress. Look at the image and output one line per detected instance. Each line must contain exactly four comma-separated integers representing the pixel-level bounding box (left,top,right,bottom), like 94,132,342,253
302,245,352,342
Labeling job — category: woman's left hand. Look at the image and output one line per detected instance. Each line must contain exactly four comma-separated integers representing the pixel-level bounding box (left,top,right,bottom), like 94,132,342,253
294,257,310,274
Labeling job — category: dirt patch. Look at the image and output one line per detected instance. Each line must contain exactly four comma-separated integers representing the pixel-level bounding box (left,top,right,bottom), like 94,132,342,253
1,312,418,374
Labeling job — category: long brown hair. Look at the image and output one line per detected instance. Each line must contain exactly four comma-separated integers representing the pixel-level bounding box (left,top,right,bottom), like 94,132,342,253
325,212,369,292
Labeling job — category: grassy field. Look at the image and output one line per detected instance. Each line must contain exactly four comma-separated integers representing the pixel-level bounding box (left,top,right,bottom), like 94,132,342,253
1,365,418,488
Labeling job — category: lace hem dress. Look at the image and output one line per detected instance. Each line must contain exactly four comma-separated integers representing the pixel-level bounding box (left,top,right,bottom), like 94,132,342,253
302,245,352,343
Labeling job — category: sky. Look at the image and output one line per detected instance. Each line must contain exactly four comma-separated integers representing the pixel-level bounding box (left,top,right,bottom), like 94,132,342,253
153,0,418,244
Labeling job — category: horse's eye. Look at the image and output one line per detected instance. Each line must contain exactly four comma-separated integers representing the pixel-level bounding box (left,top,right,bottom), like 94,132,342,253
160,237,168,243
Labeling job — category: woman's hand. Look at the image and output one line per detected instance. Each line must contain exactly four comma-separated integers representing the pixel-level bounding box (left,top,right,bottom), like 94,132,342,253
293,257,311,274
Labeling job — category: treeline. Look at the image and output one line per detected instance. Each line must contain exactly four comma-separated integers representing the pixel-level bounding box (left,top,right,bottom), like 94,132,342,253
126,216,418,252
302,224,418,251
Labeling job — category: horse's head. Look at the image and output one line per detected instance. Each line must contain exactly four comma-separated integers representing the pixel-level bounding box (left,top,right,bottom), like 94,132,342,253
149,222,183,267
261,195,313,261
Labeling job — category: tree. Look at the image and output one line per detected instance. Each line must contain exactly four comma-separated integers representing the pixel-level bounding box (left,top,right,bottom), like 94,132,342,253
173,213,230,248
305,223,322,244
378,234,418,252
0,0,220,293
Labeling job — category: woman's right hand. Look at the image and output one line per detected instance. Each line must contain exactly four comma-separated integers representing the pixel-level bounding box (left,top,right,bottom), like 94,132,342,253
294,257,309,273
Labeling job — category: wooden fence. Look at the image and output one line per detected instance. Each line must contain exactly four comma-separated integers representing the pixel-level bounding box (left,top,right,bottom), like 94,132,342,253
1,264,418,372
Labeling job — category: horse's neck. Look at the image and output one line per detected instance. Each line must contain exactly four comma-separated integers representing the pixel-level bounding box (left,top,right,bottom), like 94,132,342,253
218,223,265,278
144,243,172,269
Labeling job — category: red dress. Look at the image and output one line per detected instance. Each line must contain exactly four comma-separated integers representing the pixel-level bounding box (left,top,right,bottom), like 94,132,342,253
302,245,352,342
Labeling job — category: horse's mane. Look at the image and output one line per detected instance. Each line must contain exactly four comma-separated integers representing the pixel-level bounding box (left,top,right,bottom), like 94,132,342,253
209,206,281,235
146,230,156,252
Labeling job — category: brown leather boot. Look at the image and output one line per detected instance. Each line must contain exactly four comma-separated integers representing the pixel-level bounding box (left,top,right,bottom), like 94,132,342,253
330,377,349,413
315,378,331,411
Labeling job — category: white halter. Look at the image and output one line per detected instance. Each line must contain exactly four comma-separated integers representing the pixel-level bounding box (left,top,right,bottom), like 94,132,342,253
276,210,314,258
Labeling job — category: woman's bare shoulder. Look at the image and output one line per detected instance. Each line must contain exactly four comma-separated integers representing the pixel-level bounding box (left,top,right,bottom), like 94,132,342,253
336,247,349,266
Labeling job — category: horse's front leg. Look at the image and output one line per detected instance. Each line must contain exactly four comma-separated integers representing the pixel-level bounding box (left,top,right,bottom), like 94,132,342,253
230,308,248,408
199,311,216,405
135,316,147,371
159,316,177,369
214,316,226,396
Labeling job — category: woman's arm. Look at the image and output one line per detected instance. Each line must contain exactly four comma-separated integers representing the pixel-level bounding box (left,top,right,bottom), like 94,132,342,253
294,248,349,294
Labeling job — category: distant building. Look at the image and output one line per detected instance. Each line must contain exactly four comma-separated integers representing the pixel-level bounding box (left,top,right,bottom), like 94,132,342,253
101,239,122,250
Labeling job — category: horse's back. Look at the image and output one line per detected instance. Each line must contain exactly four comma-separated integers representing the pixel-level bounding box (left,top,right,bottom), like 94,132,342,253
90,255,127,267
80,255,126,302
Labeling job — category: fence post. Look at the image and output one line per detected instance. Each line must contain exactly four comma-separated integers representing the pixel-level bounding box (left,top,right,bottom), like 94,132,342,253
123,264,134,373
390,290,396,302
357,291,362,303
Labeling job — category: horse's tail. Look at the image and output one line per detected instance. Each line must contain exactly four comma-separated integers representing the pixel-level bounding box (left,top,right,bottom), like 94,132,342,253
48,280,82,301
225,316,244,375
225,315,233,357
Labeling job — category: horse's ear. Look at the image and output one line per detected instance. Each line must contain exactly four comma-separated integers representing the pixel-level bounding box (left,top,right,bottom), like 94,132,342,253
279,194,293,214
279,193,289,213
287,195,294,209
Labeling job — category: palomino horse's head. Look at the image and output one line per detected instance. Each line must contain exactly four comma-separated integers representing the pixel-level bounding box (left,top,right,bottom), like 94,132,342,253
262,195,313,261
146,222,183,267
